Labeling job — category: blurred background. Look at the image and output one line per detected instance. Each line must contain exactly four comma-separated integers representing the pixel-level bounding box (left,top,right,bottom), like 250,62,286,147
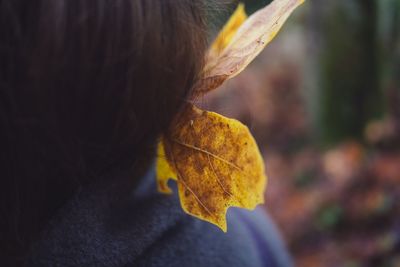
204,0,400,266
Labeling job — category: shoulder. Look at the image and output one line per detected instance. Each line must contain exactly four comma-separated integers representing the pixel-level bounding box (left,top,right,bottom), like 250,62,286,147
26,169,292,267
134,206,293,267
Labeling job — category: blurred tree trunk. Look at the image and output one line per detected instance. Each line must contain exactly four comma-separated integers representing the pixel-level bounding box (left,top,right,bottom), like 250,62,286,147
380,0,400,146
311,0,383,146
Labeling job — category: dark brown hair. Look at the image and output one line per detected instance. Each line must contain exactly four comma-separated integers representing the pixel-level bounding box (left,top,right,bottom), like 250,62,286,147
0,0,207,265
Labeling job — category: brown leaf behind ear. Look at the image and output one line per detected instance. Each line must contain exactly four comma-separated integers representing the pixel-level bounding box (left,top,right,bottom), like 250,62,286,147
194,0,305,95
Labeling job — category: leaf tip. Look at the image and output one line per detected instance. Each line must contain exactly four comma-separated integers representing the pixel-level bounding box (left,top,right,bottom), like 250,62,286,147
157,180,173,194
156,139,178,195
210,217,228,233
220,224,228,233
210,2,248,54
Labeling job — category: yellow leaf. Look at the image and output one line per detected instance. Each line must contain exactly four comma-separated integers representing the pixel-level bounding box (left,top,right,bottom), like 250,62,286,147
155,0,305,233
156,141,177,194
158,105,267,232
197,0,305,95
210,3,248,55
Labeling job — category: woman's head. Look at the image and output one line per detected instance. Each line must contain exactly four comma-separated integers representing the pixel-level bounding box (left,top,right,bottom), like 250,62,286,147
0,0,207,263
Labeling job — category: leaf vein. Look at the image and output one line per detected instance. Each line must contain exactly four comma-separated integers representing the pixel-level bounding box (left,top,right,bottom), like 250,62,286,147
172,139,243,172
207,154,234,198
168,141,214,217
178,178,214,217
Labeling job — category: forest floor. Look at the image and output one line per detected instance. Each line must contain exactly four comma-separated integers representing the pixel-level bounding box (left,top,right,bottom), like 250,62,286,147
265,142,400,267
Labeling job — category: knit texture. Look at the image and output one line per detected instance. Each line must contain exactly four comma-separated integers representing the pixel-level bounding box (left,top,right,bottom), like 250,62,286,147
26,169,293,267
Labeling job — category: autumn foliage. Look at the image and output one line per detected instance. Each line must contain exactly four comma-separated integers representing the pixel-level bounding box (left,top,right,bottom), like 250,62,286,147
156,0,305,231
